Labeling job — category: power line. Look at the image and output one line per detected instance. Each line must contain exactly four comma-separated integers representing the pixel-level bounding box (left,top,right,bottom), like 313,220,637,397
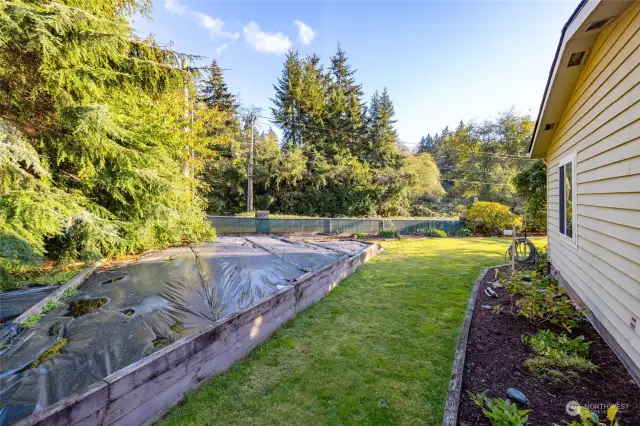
441,178,514,187
254,115,534,160
431,149,531,159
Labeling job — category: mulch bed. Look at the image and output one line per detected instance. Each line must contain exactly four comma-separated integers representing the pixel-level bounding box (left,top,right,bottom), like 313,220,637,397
458,266,640,425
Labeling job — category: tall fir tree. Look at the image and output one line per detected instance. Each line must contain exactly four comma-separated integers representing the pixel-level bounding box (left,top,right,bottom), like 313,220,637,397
200,59,237,113
298,54,329,150
365,88,401,168
326,44,366,157
271,50,303,148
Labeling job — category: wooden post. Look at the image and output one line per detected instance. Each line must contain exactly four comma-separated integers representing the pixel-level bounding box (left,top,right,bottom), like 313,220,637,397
512,226,516,271
247,116,254,212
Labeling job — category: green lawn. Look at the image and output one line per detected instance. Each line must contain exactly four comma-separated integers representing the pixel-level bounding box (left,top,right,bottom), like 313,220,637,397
158,237,545,426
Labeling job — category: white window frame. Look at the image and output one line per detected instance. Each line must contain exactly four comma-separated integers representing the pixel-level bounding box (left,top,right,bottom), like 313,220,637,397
558,152,577,248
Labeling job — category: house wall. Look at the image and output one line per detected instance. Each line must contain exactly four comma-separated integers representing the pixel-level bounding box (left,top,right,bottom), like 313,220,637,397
546,1,640,382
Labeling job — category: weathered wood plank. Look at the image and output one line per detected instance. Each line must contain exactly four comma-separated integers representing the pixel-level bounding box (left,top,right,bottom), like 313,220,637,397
12,263,100,327
104,286,297,401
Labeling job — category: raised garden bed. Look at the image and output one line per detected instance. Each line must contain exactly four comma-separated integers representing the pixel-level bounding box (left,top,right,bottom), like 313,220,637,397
457,266,640,425
1,237,378,426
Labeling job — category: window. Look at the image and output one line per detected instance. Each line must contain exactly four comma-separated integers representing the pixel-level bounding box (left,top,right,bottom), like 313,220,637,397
558,154,576,241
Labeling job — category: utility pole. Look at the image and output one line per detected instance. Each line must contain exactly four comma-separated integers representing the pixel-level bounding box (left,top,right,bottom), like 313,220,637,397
247,115,255,212
182,58,191,177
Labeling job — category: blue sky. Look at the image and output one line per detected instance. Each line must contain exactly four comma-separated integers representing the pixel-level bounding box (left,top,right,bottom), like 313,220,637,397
134,0,579,147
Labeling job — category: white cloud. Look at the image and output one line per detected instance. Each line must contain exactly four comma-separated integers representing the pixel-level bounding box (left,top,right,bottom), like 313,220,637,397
294,20,315,45
194,12,239,39
164,0,186,16
216,43,229,56
243,21,291,54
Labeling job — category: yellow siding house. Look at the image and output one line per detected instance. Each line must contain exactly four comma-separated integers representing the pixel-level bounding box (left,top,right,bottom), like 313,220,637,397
529,0,640,384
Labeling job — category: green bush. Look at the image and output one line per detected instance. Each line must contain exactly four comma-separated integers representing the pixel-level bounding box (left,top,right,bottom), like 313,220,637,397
423,228,446,237
351,232,366,239
469,391,530,426
522,329,596,383
465,202,522,235
503,271,587,332
513,159,547,232
454,227,473,237
378,229,399,238
522,329,591,359
524,354,597,383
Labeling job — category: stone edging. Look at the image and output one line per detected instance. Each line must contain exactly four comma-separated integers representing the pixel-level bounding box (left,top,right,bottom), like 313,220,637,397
12,262,102,327
14,242,381,426
441,264,508,426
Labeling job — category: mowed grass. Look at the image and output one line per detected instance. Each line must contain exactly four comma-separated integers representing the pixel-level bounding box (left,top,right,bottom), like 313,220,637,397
158,237,546,426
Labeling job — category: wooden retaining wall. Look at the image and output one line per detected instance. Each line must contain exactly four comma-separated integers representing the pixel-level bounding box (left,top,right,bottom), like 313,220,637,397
15,242,380,426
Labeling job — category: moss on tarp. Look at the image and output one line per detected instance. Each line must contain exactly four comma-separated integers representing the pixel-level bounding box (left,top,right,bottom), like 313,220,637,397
68,298,107,317
31,338,67,368
169,322,185,333
152,336,170,348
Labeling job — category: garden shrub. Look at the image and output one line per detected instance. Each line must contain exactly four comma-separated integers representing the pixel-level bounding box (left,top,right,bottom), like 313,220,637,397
522,329,591,359
351,232,366,239
454,227,473,237
502,271,587,332
468,391,529,426
522,329,596,383
378,229,399,238
513,159,547,232
423,228,446,237
465,202,521,235
524,354,597,382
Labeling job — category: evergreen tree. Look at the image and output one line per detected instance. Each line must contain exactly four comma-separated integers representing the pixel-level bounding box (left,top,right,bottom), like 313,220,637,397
298,54,329,150
326,44,366,157
268,49,413,217
200,59,237,113
0,0,214,281
271,50,303,148
417,134,435,154
365,88,401,167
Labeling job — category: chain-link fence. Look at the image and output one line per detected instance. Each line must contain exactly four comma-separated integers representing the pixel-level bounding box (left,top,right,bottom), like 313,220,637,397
208,216,465,235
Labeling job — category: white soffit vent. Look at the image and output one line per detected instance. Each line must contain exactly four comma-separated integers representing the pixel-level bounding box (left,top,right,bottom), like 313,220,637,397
585,18,611,32
567,51,587,68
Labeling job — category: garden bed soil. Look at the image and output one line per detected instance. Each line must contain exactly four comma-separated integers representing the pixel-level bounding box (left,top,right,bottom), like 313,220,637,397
458,267,640,426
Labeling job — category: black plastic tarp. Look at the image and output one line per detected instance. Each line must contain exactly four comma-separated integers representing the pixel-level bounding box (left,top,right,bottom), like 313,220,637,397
0,237,360,425
0,287,55,323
